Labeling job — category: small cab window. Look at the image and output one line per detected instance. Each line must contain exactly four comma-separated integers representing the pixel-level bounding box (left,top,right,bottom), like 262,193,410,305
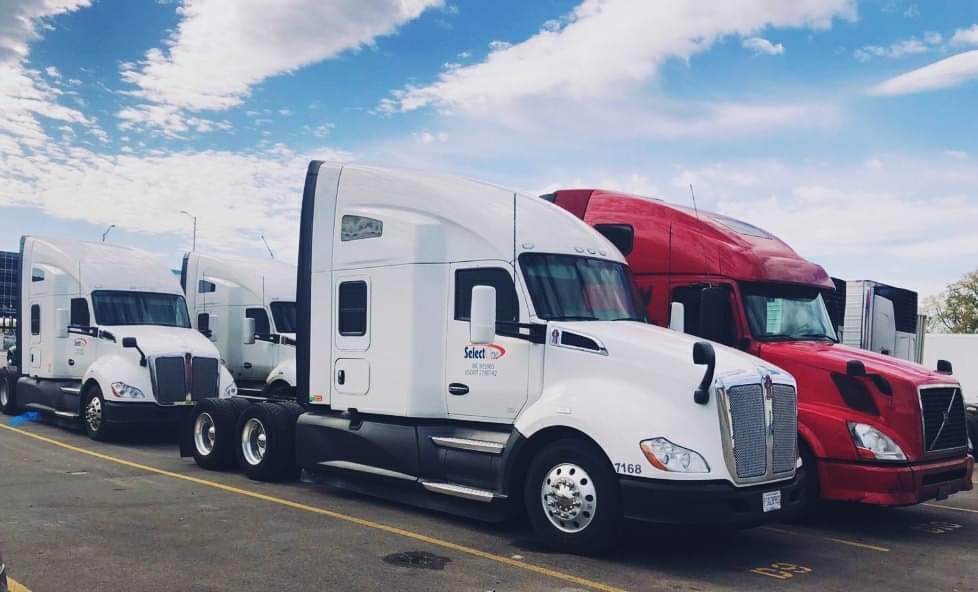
454,268,519,322
338,281,368,336
70,298,90,327
199,280,216,293
341,215,383,241
31,304,40,335
594,224,635,256
246,308,271,335
31,267,44,282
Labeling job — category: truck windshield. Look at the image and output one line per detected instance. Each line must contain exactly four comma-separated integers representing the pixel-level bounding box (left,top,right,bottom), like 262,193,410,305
92,291,191,328
520,253,644,322
270,301,297,333
741,282,837,342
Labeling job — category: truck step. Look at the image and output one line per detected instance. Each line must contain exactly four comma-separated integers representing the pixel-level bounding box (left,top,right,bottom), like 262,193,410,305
430,436,505,455
420,481,498,503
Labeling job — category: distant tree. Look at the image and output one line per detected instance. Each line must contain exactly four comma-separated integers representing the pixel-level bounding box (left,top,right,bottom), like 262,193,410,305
926,270,978,333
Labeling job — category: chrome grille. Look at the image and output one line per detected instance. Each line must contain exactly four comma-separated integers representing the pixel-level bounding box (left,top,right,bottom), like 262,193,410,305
920,387,968,453
727,384,767,479
772,384,798,474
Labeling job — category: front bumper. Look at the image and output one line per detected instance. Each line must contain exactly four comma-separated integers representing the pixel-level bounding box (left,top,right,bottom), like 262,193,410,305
103,400,194,425
818,455,974,506
620,471,805,527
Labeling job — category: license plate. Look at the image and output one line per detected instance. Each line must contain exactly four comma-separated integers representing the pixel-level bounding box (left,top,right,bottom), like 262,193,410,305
762,490,782,513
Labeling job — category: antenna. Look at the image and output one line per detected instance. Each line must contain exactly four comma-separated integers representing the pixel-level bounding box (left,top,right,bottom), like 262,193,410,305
260,234,275,259
689,184,700,219
512,192,517,275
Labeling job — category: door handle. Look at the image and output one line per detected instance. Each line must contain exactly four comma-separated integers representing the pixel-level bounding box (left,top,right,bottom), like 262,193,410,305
448,383,469,396
337,369,346,385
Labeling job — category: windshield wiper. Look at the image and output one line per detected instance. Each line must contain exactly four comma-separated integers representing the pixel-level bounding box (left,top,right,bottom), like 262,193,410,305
791,332,839,343
550,315,599,321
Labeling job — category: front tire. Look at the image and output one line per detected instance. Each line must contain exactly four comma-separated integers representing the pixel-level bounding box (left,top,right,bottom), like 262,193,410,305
82,385,112,441
0,374,16,415
523,438,621,554
796,441,821,519
236,402,297,482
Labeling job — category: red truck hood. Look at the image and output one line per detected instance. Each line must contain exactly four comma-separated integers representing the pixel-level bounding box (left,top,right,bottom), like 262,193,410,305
758,340,956,386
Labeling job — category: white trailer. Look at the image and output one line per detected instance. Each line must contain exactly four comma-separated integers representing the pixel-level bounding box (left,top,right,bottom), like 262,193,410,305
183,163,803,553
830,278,926,363
181,253,297,398
0,237,235,439
923,333,978,451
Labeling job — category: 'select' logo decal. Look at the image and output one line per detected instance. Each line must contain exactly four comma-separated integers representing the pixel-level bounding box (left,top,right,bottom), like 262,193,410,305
464,344,507,360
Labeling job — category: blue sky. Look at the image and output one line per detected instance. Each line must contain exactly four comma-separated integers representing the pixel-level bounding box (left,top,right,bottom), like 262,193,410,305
0,0,976,298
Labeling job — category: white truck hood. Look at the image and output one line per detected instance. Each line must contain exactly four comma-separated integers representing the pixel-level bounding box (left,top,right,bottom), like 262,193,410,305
110,325,220,359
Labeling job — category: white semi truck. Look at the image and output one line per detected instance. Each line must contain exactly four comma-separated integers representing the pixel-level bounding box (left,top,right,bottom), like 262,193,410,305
0,237,235,440
182,163,803,553
181,253,297,398
826,278,927,363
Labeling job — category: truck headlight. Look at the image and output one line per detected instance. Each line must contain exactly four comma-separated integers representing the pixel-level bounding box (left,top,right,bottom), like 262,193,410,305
640,438,710,473
848,422,906,461
224,383,237,398
111,382,145,399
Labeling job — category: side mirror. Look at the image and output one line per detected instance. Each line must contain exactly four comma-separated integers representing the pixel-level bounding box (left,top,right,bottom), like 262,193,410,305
56,308,69,338
242,317,256,345
692,341,716,405
699,286,731,344
198,312,211,335
122,337,138,348
937,359,953,375
469,285,497,345
846,360,867,377
669,302,686,333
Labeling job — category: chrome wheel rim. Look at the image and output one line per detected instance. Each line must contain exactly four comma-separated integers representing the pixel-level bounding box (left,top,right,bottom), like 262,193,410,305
85,396,102,433
540,463,597,533
193,412,217,456
0,381,8,407
241,417,267,466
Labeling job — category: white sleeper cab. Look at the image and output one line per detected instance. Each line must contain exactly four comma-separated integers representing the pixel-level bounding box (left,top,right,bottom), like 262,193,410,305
183,163,803,553
0,237,235,440
181,252,297,398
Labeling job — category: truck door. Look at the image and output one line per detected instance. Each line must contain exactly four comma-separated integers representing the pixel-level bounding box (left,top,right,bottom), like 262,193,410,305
333,276,371,399
241,307,276,381
445,264,529,420
28,301,42,372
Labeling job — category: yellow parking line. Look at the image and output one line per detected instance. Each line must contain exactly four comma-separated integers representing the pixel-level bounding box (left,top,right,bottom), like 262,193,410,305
9,577,32,592
923,503,978,515
0,424,625,592
762,526,890,552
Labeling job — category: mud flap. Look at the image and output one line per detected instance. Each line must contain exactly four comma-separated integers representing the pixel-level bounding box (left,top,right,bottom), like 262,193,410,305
178,405,196,458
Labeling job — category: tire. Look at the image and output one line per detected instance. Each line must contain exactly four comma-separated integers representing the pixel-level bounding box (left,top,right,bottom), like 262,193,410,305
236,401,297,482
796,441,821,519
523,438,622,554
967,413,977,454
262,381,294,400
189,399,241,470
0,374,17,416
82,384,112,441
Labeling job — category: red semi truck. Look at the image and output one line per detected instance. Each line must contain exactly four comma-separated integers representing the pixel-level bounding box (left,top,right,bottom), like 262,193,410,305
545,189,974,508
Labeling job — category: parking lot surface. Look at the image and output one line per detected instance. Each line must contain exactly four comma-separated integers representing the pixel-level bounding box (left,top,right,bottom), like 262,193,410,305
0,420,975,592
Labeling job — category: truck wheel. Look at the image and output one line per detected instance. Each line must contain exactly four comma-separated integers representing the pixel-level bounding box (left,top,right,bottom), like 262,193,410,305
0,374,16,415
190,399,241,470
263,381,294,400
796,442,821,519
967,413,977,454
236,402,297,482
523,438,621,554
83,385,112,441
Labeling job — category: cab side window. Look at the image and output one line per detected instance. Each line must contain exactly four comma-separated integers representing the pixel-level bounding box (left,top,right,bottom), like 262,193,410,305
671,284,736,346
31,304,40,335
338,281,368,336
454,268,519,322
246,308,271,335
70,298,90,327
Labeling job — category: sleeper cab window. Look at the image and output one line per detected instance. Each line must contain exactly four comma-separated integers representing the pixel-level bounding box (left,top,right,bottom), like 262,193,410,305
338,281,368,336
31,304,40,334
198,280,216,293
246,308,271,335
70,298,90,327
341,215,383,241
31,267,45,282
454,268,519,322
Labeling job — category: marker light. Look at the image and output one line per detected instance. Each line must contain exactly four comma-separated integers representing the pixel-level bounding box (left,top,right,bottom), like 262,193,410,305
111,382,145,399
848,422,906,461
640,438,710,473
224,383,238,398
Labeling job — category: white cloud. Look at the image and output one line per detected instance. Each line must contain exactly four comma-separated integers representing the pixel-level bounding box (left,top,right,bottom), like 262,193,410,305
743,36,784,56
868,50,978,96
950,24,978,47
487,40,512,52
413,130,448,144
44,65,61,79
119,0,442,134
944,149,968,160
854,37,932,61
382,0,855,114
0,0,91,64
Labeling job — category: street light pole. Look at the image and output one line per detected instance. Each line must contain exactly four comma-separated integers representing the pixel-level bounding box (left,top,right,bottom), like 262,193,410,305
179,210,197,251
101,224,116,242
